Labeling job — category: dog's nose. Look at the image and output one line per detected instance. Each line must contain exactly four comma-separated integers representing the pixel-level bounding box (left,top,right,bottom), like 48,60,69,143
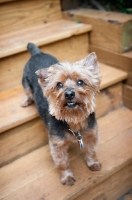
65,90,75,100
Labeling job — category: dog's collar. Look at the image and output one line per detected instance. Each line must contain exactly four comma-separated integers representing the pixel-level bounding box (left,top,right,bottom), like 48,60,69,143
68,128,83,149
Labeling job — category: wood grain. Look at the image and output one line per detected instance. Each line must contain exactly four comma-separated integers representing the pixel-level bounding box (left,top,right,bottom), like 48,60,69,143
0,118,48,167
75,163,132,200
63,9,132,53
0,0,17,3
0,19,92,58
0,107,132,199
90,44,132,86
0,65,127,134
0,83,123,166
96,82,123,118
0,33,89,92
0,0,62,34
100,63,127,90
123,84,132,109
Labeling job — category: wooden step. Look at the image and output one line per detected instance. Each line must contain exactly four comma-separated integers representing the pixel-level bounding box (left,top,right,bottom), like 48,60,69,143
63,9,132,53
0,20,92,92
0,107,132,200
0,0,62,35
0,19,92,58
0,64,127,134
90,44,132,86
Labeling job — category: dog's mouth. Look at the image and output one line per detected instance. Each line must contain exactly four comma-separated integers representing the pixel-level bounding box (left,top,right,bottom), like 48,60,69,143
66,102,77,108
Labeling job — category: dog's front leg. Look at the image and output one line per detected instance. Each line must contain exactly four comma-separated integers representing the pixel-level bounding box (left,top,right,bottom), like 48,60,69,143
84,128,101,171
49,137,75,186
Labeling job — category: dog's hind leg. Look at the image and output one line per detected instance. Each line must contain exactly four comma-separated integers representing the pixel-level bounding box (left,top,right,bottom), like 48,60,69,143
21,75,34,107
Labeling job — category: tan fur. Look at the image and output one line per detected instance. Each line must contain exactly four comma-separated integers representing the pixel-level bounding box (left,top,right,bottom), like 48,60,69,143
36,53,101,129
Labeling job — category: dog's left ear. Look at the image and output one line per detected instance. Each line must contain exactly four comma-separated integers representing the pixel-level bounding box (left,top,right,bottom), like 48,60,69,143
75,52,99,72
35,68,48,87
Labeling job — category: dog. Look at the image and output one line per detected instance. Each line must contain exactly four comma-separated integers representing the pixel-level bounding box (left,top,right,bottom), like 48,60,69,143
21,43,102,186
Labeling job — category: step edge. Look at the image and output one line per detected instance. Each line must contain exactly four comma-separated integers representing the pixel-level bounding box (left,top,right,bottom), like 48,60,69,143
0,79,126,133
0,21,92,59
1,124,132,199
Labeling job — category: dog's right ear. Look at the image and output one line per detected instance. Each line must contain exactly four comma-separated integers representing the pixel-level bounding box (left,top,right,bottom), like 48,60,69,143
35,68,48,87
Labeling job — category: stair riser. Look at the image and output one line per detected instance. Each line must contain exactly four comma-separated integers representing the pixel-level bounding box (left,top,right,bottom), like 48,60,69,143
0,82,123,167
63,10,132,53
0,33,89,92
90,44,132,86
123,84,132,110
0,0,62,35
75,163,132,200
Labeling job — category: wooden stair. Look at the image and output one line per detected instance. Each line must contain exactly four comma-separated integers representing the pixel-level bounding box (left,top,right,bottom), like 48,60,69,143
0,0,132,199
0,19,92,92
0,107,132,200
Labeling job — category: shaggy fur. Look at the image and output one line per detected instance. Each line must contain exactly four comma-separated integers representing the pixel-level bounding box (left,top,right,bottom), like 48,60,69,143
22,43,102,186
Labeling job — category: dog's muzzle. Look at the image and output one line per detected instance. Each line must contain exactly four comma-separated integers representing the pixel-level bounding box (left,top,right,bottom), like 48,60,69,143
65,88,76,108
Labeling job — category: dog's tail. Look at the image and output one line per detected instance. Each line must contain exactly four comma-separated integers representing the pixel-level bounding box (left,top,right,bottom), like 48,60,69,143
27,43,41,56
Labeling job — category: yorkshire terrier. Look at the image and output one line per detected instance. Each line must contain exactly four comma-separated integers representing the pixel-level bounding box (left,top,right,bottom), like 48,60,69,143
21,43,102,186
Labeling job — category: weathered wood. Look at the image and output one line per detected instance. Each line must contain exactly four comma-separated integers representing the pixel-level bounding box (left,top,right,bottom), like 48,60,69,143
100,64,127,90
61,0,80,11
0,33,89,92
90,44,132,86
0,19,92,58
63,9,132,53
0,0,62,34
96,82,123,118
122,192,132,200
0,107,132,199
123,84,132,109
0,65,127,134
0,0,17,3
75,163,132,200
0,83,124,167
0,118,48,168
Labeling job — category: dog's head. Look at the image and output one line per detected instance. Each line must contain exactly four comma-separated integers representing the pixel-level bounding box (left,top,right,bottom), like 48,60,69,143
36,52,101,125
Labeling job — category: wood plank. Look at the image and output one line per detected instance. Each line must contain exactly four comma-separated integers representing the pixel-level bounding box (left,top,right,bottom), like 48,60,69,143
90,44,132,86
0,108,132,199
96,82,123,118
0,83,123,166
0,19,92,58
0,64,127,134
100,64,127,90
0,0,62,34
0,118,48,167
0,33,89,92
0,0,17,3
63,9,132,53
75,163,132,200
123,84,132,109
0,87,38,134
121,192,132,200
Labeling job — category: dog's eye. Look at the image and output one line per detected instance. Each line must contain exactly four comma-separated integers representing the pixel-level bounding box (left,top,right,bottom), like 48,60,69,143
57,82,63,89
77,80,84,87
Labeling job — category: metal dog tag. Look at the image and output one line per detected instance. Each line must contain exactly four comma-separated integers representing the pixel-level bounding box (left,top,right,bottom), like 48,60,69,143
68,129,83,149
77,132,83,149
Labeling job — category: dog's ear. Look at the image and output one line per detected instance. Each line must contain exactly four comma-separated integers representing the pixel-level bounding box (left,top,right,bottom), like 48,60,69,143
75,52,99,72
35,68,48,87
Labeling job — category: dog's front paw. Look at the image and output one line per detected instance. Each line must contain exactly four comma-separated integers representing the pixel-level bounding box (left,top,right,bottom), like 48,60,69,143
61,170,75,186
88,161,101,171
